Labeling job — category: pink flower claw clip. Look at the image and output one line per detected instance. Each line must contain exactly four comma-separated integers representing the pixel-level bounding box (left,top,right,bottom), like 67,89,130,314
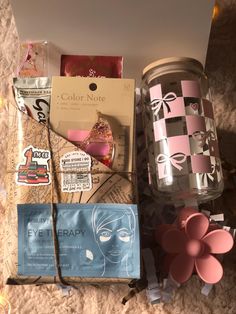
162,212,234,284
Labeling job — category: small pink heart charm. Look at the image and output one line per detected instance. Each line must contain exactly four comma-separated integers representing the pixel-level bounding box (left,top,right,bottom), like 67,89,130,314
190,102,199,111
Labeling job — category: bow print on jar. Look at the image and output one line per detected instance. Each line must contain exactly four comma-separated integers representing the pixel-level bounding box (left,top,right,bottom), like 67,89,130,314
156,152,187,179
200,163,215,187
192,130,216,148
161,212,234,284
150,92,177,116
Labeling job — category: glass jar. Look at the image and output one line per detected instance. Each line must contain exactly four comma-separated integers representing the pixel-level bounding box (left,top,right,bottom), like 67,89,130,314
141,57,224,203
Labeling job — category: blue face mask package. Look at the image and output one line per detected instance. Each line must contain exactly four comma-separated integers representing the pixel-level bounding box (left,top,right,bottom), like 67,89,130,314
17,203,140,280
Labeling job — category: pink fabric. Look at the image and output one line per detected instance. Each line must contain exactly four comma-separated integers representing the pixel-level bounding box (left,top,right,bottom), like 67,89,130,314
181,80,201,97
167,135,190,156
191,155,211,173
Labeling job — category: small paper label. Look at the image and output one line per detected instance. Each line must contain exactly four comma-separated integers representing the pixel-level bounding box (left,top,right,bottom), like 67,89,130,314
13,77,51,124
210,213,224,222
16,145,51,186
60,151,92,192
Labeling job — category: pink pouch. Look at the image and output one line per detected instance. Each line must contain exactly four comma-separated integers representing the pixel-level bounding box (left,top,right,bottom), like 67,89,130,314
60,55,123,78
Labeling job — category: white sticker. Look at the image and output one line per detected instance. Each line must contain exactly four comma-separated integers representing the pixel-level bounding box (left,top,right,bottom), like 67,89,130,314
210,213,224,222
60,151,92,193
16,145,51,186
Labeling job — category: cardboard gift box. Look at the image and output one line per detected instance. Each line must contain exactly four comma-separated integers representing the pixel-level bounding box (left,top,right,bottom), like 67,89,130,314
11,0,214,82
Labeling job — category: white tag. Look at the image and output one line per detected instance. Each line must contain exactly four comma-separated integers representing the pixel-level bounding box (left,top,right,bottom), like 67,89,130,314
146,288,161,304
233,229,236,238
142,248,158,290
210,214,224,222
60,151,92,192
56,285,71,296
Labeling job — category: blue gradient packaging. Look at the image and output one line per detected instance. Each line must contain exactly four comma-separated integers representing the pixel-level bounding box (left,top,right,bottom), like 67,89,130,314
18,203,140,279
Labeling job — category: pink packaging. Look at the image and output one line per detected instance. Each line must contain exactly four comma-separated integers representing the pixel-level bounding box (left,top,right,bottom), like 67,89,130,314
60,55,123,78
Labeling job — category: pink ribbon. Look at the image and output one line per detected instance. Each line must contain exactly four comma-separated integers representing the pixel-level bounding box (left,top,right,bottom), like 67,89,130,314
150,92,177,116
156,152,187,178
192,130,216,147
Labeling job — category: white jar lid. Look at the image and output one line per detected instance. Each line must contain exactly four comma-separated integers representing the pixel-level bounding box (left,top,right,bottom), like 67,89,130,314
142,57,204,79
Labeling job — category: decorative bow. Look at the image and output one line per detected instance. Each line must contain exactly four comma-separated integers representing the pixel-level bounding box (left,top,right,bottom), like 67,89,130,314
201,163,220,186
192,130,216,148
201,172,214,186
150,92,177,116
156,153,187,178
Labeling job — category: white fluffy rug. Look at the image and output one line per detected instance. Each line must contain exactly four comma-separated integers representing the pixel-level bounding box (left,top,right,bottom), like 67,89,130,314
0,0,236,313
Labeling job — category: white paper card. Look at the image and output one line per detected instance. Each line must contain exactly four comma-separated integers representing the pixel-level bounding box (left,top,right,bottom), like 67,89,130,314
11,0,214,83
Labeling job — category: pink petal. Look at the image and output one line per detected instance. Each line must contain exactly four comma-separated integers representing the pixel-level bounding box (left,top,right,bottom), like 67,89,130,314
195,254,223,284
185,213,209,240
163,253,177,274
202,229,234,254
162,229,187,253
177,207,198,229
170,253,194,283
155,224,174,245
